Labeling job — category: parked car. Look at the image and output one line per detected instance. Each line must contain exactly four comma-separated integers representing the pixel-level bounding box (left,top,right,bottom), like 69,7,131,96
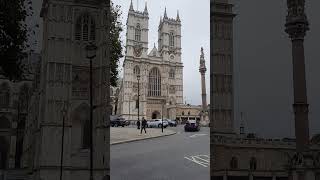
184,120,200,132
147,119,168,128
111,117,128,127
166,119,177,127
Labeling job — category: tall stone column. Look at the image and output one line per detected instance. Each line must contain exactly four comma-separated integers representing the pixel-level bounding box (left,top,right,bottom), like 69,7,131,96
285,1,317,180
285,0,310,154
199,47,208,110
199,47,209,126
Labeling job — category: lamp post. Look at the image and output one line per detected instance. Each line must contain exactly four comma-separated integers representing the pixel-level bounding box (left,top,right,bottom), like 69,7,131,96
161,100,164,133
85,43,97,180
137,74,140,129
60,102,68,180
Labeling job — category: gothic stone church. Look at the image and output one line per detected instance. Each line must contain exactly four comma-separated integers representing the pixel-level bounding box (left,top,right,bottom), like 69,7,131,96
117,2,184,121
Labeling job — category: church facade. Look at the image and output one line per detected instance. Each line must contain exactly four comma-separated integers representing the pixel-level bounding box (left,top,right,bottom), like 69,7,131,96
117,2,184,120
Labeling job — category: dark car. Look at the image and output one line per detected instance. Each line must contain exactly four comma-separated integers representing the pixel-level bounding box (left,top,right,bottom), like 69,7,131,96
111,117,127,127
184,120,200,132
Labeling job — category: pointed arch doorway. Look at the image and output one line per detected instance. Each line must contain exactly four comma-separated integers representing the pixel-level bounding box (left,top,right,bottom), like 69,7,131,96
151,111,160,119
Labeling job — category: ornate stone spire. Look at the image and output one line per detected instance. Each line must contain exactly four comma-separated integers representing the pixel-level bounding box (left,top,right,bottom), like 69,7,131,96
199,47,206,73
176,10,181,22
143,1,148,15
164,7,168,19
129,0,134,11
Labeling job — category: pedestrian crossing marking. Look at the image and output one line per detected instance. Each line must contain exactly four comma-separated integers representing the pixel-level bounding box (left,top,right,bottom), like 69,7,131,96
189,134,207,138
184,154,210,167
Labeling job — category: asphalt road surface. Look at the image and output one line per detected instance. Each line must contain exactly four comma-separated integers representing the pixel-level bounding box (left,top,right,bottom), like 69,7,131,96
111,125,209,180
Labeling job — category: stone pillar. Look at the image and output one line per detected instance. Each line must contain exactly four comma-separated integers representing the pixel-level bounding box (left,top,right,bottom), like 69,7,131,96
8,121,17,168
285,0,310,153
249,174,253,180
223,174,227,180
199,47,208,110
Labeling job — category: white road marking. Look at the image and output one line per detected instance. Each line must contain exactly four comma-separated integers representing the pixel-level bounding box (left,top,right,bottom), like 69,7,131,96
189,134,207,138
184,154,210,167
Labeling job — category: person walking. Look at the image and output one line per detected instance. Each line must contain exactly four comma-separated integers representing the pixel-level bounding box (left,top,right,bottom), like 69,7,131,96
137,120,140,129
141,117,147,134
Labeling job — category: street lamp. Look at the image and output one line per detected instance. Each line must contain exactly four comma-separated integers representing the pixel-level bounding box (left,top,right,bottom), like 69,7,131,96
85,43,97,180
161,100,164,133
60,102,68,180
137,74,140,130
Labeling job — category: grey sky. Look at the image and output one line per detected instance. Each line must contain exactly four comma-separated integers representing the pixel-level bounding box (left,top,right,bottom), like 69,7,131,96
30,0,319,138
232,0,320,138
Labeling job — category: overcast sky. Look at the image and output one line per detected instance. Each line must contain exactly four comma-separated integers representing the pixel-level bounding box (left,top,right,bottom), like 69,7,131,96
31,0,319,138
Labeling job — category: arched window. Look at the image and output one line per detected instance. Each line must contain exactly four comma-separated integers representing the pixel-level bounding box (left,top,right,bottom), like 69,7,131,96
133,66,140,76
182,111,184,116
75,14,96,42
0,83,10,108
0,137,8,169
169,31,174,47
250,157,257,170
148,67,161,97
82,119,90,149
0,116,10,129
135,24,141,41
169,68,175,79
230,157,238,169
18,84,30,112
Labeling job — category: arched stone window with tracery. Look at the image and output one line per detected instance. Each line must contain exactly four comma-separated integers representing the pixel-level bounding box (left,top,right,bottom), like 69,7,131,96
148,67,161,97
75,14,96,42
250,157,257,170
133,65,140,77
0,83,10,108
169,68,175,79
169,31,175,47
230,156,238,169
135,24,141,42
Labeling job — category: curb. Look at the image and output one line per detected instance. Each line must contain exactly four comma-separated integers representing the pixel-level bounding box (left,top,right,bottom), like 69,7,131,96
110,131,177,145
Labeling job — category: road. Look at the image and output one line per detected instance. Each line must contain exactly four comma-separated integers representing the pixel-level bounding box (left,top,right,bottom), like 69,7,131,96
111,125,209,180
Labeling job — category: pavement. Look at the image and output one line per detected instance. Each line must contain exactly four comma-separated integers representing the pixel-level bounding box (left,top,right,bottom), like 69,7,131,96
111,125,209,180
110,126,177,145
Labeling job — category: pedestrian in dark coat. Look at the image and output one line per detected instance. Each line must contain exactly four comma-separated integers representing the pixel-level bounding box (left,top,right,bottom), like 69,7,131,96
137,120,140,129
141,117,147,134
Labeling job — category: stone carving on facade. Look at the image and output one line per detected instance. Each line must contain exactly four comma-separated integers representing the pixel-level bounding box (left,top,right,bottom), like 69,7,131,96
133,43,143,57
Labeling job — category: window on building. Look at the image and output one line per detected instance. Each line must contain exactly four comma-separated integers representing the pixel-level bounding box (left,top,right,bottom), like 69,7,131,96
82,119,90,149
75,14,96,42
169,68,175,79
0,83,10,108
133,65,140,77
0,116,10,129
250,157,257,170
169,31,174,47
148,67,161,97
135,24,141,41
182,111,184,116
230,157,238,169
